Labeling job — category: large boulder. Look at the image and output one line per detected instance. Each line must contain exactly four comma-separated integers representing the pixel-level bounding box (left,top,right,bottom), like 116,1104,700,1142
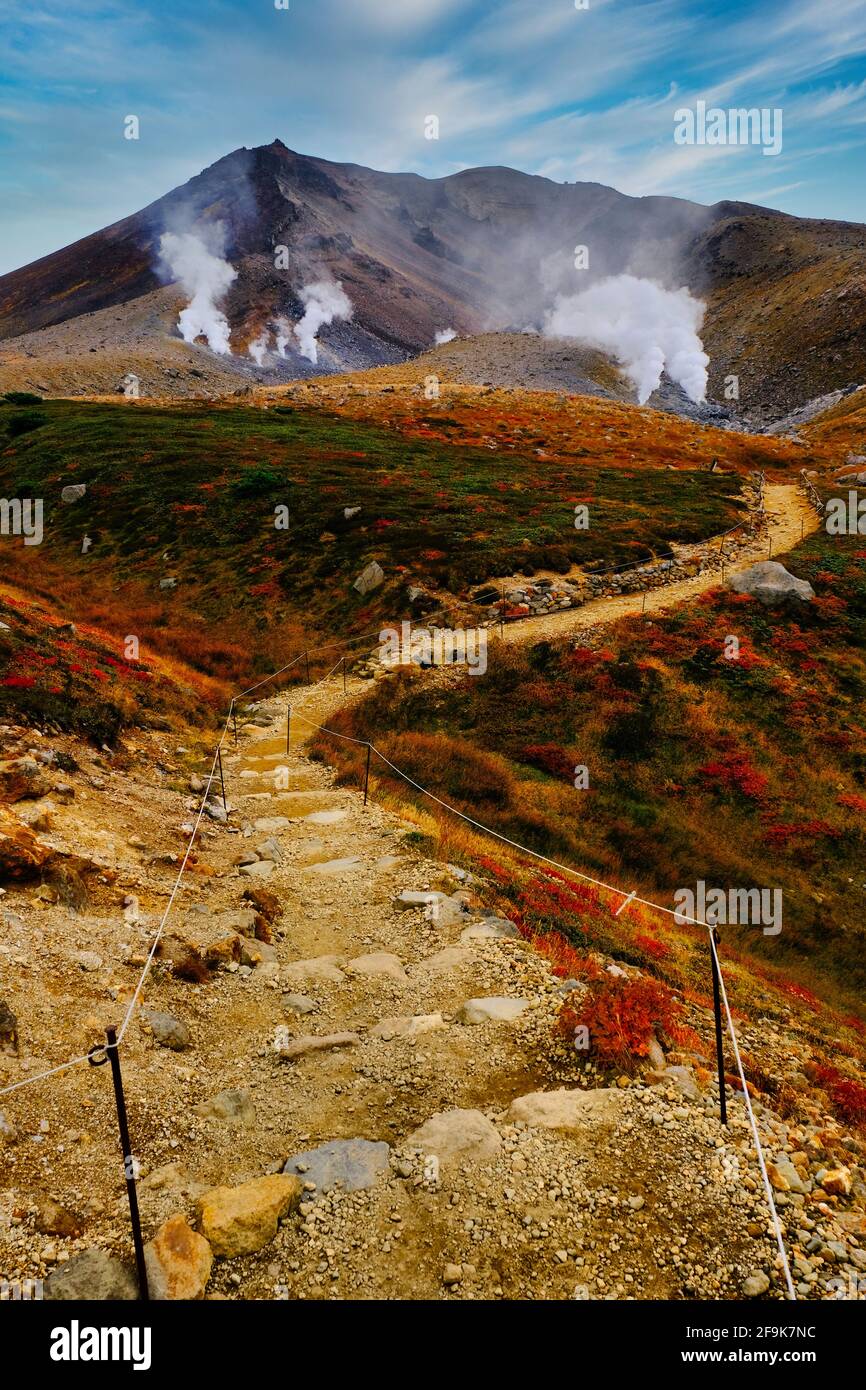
406,1108,501,1165
729,561,814,606
44,1248,138,1300
195,1174,302,1257
0,756,54,803
353,561,384,595
283,1139,390,1195
507,1087,627,1132
144,1214,212,1300
458,997,530,1025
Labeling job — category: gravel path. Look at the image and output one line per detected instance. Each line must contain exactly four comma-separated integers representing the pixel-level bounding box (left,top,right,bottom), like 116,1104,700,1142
497,484,819,646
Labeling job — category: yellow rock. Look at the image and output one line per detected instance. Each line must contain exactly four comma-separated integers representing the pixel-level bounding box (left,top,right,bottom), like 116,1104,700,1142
766,1163,790,1192
821,1168,852,1197
145,1214,212,1300
195,1174,303,1257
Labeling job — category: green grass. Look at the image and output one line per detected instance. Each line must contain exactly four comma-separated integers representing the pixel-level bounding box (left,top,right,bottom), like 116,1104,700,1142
0,400,747,635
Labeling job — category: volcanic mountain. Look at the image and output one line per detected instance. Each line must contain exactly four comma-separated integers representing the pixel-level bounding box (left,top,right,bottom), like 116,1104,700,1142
0,139,864,420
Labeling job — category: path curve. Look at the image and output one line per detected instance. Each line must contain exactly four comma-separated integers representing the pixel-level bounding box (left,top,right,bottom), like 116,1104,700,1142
496,484,819,645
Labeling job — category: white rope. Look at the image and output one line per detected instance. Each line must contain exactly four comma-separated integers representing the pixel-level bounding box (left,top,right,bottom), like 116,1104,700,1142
0,1051,96,1099
116,710,233,1043
289,706,716,931
709,929,798,1301
288,704,800,1298
0,624,808,1301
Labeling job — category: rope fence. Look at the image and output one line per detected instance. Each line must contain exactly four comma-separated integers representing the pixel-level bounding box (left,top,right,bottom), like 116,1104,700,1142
0,614,800,1302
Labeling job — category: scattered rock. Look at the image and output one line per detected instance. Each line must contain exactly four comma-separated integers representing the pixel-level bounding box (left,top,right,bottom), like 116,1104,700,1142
194,1089,256,1127
460,917,521,942
507,1088,627,1132
239,938,277,968
0,756,54,803
240,859,274,879
458,996,530,1025
35,1196,83,1238
276,1031,360,1061
0,1110,19,1143
283,955,346,986
820,1167,852,1197
142,1009,192,1051
347,951,408,983
60,484,87,504
282,993,317,1016
742,1271,771,1297
396,888,469,927
306,856,361,876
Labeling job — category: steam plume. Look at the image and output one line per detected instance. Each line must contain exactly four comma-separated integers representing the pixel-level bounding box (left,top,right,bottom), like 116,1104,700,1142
294,280,353,364
159,230,237,355
248,330,271,366
435,328,457,345
273,317,293,358
544,275,708,404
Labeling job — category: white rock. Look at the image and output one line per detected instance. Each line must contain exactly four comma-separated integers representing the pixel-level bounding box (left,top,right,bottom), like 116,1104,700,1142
283,956,346,986
407,1109,501,1165
347,952,408,983
507,1088,627,1132
458,997,530,1025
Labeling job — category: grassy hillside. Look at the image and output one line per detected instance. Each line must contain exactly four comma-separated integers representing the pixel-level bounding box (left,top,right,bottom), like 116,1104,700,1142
311,519,866,1011
0,395,782,713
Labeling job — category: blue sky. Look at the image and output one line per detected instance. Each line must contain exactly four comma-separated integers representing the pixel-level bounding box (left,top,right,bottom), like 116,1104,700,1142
1,0,865,274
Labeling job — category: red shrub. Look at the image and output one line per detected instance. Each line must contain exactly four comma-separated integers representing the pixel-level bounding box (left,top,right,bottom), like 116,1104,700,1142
812,1063,866,1128
560,975,682,1071
763,820,839,849
698,753,768,801
520,743,575,781
633,932,672,961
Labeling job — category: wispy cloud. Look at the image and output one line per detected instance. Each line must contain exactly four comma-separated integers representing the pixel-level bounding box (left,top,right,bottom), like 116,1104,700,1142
0,0,863,274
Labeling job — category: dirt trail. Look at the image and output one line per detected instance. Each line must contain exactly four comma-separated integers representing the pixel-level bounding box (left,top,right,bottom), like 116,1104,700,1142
497,484,818,646
0,491,848,1304
0,678,802,1302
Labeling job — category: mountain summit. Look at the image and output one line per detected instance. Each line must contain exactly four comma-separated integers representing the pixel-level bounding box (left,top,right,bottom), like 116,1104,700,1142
1,142,864,417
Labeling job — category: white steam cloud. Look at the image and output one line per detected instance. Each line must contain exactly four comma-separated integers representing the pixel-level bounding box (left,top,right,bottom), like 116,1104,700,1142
544,275,709,404
294,280,353,364
159,230,238,356
248,330,271,366
273,317,293,358
435,328,457,345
